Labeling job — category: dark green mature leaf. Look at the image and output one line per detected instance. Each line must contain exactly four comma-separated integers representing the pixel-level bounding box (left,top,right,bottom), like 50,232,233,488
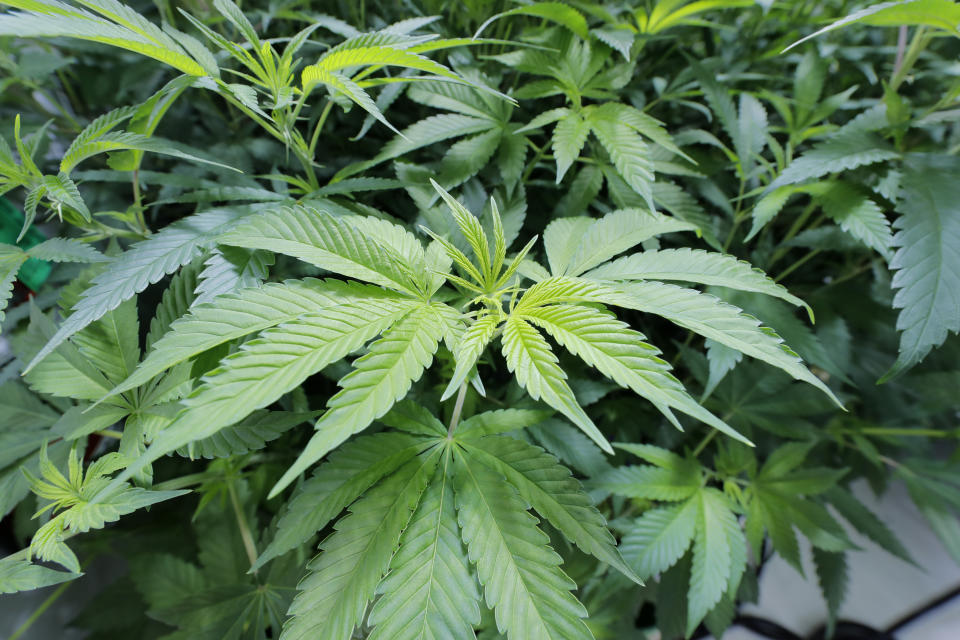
813,548,848,636
281,450,440,640
884,155,960,380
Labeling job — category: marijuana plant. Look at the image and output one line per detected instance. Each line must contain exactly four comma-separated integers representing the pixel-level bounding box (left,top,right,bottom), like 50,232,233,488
2,1,960,639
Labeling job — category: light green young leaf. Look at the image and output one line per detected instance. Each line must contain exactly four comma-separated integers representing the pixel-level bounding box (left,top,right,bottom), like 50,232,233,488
454,451,593,640
367,459,481,640
501,316,612,454
442,311,502,401
256,432,431,569
272,303,454,497
621,499,698,580
0,8,209,76
464,435,641,584
474,2,590,39
431,179,492,280
521,304,749,444
585,248,812,319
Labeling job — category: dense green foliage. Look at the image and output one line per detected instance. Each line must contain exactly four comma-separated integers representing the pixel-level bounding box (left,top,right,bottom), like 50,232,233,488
1,0,959,638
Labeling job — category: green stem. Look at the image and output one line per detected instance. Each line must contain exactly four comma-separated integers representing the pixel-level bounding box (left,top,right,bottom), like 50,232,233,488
890,27,929,93
308,99,334,159
447,383,469,438
775,249,821,283
768,201,818,268
131,169,149,235
228,480,259,574
860,427,960,438
94,430,122,439
9,574,77,640
692,430,718,457
817,261,872,291
33,87,81,130
722,179,748,252
521,143,548,184
153,472,209,492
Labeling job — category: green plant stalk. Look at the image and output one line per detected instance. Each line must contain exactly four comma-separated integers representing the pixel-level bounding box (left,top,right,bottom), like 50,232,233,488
775,248,821,282
307,99,335,159
218,88,319,189
447,383,469,437
9,580,75,640
768,202,819,268
890,26,930,93
228,479,259,574
154,472,211,491
692,430,718,457
860,427,960,438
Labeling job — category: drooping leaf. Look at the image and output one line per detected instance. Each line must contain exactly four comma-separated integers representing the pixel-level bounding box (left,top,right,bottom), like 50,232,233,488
585,248,811,318
464,435,640,584
0,555,80,594
501,315,612,453
884,154,960,380
521,303,748,443
24,207,259,374
621,500,698,580
454,450,593,640
256,432,431,569
281,451,440,640
367,458,481,640
272,303,455,497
